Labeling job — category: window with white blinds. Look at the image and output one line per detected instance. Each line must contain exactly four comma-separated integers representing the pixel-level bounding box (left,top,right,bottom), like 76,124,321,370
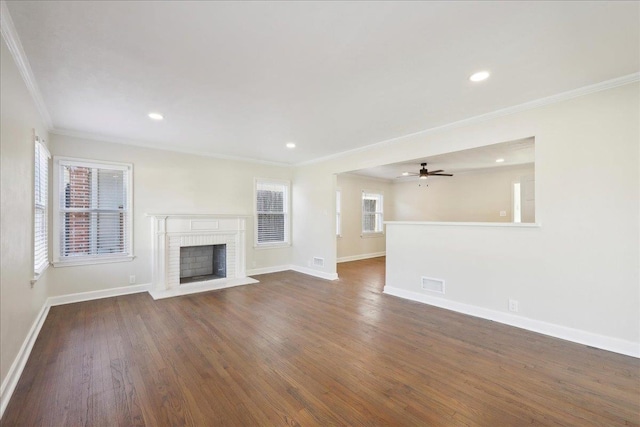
53,158,133,265
34,137,50,276
362,191,384,234
255,179,289,246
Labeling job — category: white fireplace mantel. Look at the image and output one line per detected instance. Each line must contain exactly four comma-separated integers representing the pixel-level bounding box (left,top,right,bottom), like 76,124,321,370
148,214,257,299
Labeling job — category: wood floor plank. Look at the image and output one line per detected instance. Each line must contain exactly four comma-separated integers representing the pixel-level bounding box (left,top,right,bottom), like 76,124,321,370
2,257,639,426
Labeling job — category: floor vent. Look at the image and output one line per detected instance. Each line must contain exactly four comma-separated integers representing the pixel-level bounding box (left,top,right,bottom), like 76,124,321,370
421,276,445,294
313,257,325,267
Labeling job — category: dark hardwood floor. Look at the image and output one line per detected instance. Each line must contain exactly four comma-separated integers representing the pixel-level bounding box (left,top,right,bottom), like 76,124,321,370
2,257,639,426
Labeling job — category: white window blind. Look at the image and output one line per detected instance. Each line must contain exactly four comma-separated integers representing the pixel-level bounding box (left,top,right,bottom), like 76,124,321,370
336,189,341,236
256,179,289,246
55,158,132,264
34,137,50,276
362,191,383,233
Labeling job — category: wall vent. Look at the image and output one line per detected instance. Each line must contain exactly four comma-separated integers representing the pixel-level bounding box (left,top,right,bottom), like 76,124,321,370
421,276,445,294
313,257,325,267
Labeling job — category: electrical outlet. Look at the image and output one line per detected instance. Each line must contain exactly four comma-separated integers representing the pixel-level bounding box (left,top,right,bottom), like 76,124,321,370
508,299,519,312
500,210,507,217
129,275,136,284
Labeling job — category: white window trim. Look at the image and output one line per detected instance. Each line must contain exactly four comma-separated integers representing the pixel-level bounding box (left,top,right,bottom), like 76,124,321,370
32,134,50,283
52,156,134,267
361,190,384,236
254,178,291,248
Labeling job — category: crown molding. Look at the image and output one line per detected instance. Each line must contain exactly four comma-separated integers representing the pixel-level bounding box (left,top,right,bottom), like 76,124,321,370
50,128,292,168
296,72,640,167
0,1,53,130
341,171,394,184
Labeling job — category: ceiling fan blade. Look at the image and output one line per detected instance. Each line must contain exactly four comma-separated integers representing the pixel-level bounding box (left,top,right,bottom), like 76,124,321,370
427,170,444,174
429,173,453,176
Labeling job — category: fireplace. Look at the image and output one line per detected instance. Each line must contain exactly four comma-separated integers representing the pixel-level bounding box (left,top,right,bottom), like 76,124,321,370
148,214,256,299
180,244,226,284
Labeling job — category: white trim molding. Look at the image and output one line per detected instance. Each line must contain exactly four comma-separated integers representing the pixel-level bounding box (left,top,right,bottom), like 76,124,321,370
246,265,291,276
48,283,150,306
290,265,339,281
383,285,640,358
297,73,640,167
337,251,386,263
0,1,53,129
0,302,50,419
51,128,291,168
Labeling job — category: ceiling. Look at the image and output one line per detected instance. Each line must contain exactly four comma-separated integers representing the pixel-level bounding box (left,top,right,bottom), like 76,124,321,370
5,1,639,165
349,137,535,181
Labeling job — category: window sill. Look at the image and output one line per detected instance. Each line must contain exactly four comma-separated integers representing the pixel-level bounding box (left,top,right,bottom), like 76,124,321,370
53,255,135,268
361,232,384,239
31,263,50,284
254,243,291,250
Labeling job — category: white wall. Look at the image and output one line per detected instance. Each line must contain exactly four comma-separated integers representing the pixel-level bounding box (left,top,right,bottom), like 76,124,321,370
0,38,50,389
291,82,639,351
336,173,393,261
49,134,293,296
392,164,535,222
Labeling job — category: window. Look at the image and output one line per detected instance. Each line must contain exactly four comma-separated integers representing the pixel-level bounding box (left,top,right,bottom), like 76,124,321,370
255,179,289,246
513,182,521,223
34,136,50,278
53,157,133,266
336,189,342,236
362,191,383,234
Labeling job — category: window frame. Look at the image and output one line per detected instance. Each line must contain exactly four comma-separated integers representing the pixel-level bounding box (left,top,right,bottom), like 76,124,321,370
361,190,384,236
33,135,50,281
52,156,134,267
254,178,291,248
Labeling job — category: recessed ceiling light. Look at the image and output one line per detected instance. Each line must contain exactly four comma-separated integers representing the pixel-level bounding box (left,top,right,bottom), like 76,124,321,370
286,142,296,149
496,158,505,163
469,71,490,82
402,172,410,176
148,112,164,120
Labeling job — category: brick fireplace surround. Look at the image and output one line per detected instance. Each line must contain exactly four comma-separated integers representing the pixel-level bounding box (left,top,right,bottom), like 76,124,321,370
148,214,257,299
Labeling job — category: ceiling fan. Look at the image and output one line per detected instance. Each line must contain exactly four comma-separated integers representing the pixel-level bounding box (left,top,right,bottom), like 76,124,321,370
398,163,453,180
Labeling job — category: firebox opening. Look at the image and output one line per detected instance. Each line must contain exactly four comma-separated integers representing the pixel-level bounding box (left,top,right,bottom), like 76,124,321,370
179,244,226,284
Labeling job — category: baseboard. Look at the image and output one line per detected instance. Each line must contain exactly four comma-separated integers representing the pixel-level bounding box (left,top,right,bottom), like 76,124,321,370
246,265,291,276
148,277,259,300
0,301,50,419
383,285,640,358
47,283,151,306
290,265,339,281
337,252,386,263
